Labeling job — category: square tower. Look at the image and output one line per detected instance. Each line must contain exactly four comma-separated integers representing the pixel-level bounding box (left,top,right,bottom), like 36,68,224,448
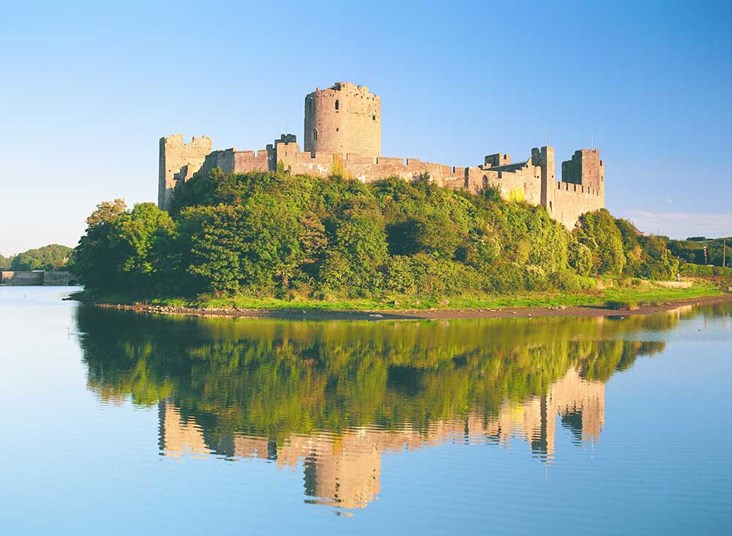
561,149,604,191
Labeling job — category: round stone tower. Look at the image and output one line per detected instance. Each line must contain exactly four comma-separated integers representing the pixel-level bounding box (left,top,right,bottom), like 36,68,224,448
304,82,381,157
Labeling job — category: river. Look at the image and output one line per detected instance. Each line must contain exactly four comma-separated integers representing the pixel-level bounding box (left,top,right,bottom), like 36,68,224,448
1,286,730,534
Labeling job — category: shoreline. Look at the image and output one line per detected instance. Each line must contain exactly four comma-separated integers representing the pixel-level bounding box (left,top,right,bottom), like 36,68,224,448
85,292,732,321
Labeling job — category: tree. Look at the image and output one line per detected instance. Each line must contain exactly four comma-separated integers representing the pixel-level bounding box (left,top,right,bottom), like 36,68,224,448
182,205,250,294
568,241,593,276
321,197,388,295
638,235,678,280
112,203,175,294
181,195,305,295
72,200,174,295
574,210,626,276
0,253,15,270
9,244,73,271
71,200,130,290
73,171,683,300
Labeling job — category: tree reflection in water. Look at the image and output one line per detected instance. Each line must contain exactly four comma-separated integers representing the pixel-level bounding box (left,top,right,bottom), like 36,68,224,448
76,305,712,509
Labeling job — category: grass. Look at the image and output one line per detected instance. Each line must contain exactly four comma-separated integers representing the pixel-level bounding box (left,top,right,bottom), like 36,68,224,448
119,279,725,312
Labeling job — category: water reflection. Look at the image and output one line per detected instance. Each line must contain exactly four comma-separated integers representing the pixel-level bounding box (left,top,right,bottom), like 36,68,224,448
76,305,724,509
158,366,604,508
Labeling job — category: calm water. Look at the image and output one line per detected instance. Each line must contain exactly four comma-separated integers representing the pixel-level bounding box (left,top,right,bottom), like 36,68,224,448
1,287,730,535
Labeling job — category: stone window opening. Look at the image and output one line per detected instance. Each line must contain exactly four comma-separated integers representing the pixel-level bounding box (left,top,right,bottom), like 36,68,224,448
372,115,376,121
313,129,318,141
335,100,339,111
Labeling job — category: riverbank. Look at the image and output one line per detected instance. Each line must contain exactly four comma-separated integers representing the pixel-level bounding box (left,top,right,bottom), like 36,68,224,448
78,283,731,321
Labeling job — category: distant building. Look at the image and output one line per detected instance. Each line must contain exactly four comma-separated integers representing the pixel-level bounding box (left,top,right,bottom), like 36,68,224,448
0,270,74,286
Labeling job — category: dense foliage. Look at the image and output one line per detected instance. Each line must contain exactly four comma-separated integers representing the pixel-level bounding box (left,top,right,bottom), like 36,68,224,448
0,254,12,270
680,263,732,278
72,170,681,299
668,236,731,267
2,244,73,271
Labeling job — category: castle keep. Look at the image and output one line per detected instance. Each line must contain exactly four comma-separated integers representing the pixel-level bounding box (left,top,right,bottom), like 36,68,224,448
159,82,604,228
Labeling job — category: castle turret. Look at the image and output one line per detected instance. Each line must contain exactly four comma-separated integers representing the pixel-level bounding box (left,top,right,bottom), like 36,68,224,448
561,148,604,192
531,146,555,208
158,134,212,210
303,82,381,157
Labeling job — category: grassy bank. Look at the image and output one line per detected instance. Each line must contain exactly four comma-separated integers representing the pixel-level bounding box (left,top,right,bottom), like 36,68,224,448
79,279,724,312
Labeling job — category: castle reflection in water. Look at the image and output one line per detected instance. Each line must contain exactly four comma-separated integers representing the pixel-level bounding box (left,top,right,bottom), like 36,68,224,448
159,367,604,509
77,304,711,511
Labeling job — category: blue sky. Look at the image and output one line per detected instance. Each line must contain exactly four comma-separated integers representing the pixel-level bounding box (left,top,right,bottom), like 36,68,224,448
1,0,730,254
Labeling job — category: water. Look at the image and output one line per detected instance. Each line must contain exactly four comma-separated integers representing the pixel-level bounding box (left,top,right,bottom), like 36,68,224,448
1,287,730,535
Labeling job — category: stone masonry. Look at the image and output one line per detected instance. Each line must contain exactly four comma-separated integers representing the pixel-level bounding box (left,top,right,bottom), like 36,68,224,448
304,82,381,157
0,270,74,286
158,134,212,210
158,82,605,228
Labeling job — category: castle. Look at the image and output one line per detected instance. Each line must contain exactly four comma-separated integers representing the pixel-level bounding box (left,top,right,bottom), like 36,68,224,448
159,82,604,228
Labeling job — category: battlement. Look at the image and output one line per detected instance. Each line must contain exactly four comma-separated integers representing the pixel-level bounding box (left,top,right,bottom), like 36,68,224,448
556,181,601,196
318,81,377,98
485,153,511,167
161,133,212,148
275,133,297,144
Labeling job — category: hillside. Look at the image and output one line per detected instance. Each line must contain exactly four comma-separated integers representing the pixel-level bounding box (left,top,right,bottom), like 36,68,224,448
69,170,688,307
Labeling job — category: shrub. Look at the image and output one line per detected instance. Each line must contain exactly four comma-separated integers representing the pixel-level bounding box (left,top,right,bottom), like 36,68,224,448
680,263,732,278
606,300,639,311
523,265,548,291
549,270,580,292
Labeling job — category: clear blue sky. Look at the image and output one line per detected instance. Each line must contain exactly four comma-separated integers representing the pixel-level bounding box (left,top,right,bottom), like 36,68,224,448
1,0,730,254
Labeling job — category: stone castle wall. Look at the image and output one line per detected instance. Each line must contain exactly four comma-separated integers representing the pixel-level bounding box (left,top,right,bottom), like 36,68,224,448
197,147,270,179
550,181,605,229
561,149,603,191
157,82,605,228
158,134,212,209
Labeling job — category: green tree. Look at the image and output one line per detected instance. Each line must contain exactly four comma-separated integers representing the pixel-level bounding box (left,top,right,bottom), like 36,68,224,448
74,171,684,300
568,241,593,276
0,253,15,270
72,200,174,295
71,199,130,290
321,196,388,295
574,209,626,276
638,235,678,280
182,204,250,294
10,244,73,271
181,196,305,295
112,203,175,294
